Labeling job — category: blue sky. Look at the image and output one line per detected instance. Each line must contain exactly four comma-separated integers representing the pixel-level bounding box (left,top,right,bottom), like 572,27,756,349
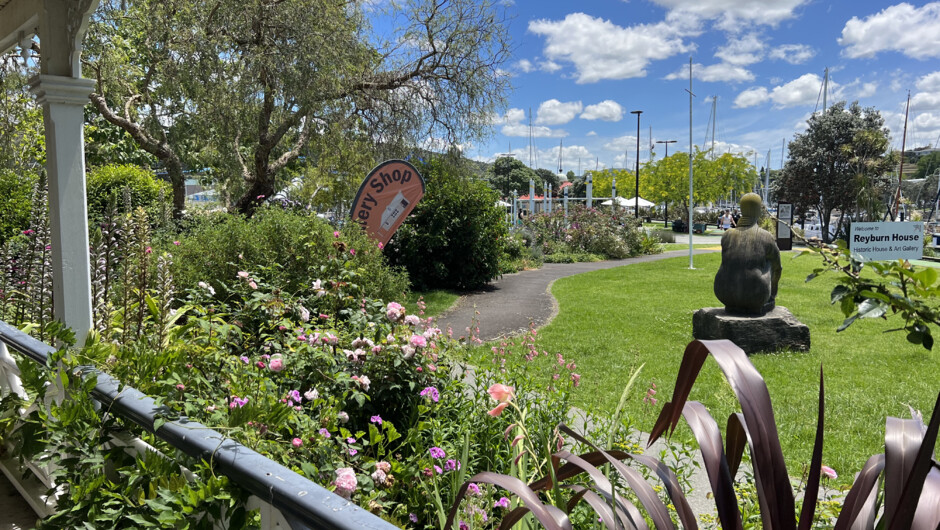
465,0,940,174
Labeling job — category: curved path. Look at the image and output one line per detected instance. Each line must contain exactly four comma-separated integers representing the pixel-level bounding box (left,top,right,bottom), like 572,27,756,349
437,248,718,342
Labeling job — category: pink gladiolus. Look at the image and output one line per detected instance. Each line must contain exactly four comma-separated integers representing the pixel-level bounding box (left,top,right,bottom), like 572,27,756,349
487,383,514,403
487,402,509,417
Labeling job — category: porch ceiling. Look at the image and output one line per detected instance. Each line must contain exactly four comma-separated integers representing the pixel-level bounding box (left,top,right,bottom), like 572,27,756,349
0,0,39,56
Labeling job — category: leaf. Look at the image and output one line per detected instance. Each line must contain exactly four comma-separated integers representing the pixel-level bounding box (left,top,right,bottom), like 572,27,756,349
833,454,885,530
857,299,887,319
797,367,825,530
830,285,851,304
887,391,940,530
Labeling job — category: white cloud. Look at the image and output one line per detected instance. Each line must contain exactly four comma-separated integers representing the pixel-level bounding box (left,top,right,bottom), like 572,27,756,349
516,59,535,73
528,12,697,83
603,135,639,152
857,82,878,98
910,92,940,113
586,131,598,137
536,99,583,125
497,108,568,137
734,87,769,108
840,3,940,59
733,73,831,109
769,44,815,64
580,100,625,121
714,33,764,65
666,62,754,83
539,60,562,73
649,0,809,29
917,71,940,92
912,112,940,130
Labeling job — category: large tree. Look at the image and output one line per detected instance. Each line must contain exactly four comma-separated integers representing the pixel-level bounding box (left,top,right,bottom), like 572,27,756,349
486,156,538,197
645,149,756,221
774,102,894,242
83,0,511,218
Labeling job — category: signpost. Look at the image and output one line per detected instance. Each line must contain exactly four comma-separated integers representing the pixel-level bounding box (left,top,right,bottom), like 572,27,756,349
776,202,793,251
849,222,924,262
350,160,425,246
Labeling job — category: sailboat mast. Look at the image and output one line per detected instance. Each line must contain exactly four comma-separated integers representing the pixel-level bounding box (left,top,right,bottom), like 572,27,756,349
823,67,828,113
896,91,911,220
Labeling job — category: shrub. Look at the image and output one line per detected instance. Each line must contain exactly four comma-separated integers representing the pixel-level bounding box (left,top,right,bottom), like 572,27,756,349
165,206,409,306
0,169,38,245
524,206,659,260
86,164,170,223
385,157,508,290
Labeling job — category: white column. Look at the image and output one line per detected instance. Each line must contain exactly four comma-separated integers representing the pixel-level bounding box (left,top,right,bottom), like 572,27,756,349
29,75,95,344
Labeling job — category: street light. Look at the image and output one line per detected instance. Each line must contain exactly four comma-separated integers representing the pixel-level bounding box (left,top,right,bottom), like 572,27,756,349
656,140,677,227
631,110,643,218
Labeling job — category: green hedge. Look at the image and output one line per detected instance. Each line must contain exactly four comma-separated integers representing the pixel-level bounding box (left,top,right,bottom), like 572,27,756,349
86,164,170,222
0,169,38,245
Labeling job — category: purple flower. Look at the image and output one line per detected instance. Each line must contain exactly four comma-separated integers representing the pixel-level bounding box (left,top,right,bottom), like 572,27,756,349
429,447,446,459
444,459,460,472
467,483,481,497
287,390,301,403
370,415,383,425
494,496,510,509
420,386,440,403
347,437,356,444
349,448,358,456
229,396,249,408
318,428,331,438
409,514,418,523
434,465,443,474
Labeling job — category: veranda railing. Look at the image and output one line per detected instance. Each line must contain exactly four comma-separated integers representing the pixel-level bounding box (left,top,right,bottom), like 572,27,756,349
0,319,395,530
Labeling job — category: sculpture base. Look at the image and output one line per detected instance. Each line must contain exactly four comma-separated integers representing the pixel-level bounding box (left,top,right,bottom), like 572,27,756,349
692,306,810,354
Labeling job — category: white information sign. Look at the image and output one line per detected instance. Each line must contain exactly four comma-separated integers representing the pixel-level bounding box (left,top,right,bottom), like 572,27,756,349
850,222,923,261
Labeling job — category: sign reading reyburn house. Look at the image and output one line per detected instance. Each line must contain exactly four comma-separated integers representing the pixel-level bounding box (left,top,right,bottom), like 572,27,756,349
350,160,425,246
849,222,923,261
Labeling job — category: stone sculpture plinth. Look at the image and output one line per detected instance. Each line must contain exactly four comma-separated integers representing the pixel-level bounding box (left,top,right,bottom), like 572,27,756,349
693,306,810,354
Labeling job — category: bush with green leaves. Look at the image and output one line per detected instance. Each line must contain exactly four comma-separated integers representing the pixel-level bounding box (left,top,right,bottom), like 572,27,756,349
165,205,409,307
523,206,659,260
86,164,171,223
385,157,509,290
0,169,39,245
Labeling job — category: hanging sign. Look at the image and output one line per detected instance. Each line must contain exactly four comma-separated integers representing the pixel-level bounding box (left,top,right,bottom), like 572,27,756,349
849,222,923,261
350,160,425,246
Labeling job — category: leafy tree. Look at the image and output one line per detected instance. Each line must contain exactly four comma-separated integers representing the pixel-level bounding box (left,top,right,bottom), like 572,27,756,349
534,168,560,194
487,156,539,198
85,164,170,223
586,168,635,198
912,151,940,180
84,0,511,218
774,102,894,242
0,59,44,174
83,109,156,169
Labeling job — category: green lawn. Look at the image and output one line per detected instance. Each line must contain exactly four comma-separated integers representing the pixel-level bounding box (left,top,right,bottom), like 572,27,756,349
405,289,460,317
661,243,722,251
503,251,939,482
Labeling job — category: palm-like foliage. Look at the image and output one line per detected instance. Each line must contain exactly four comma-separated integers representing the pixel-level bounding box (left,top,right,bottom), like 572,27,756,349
449,339,940,529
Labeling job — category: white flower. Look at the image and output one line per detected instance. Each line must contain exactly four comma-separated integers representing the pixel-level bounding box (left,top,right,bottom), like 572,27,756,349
198,281,216,295
298,305,310,322
304,388,319,401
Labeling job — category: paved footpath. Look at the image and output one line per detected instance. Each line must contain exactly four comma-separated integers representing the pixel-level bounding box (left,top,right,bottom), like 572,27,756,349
437,248,717,342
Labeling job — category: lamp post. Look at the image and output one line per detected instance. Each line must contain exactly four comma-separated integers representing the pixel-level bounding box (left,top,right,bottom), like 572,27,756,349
656,140,677,227
631,110,643,218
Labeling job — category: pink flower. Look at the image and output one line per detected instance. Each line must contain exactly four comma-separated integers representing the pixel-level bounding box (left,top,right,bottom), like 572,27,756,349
145,246,153,254
571,373,581,387
378,242,384,249
292,438,303,447
467,483,481,497
487,383,514,403
248,280,258,290
269,356,284,372
376,461,391,473
173,240,180,246
334,231,340,238
318,428,331,438
487,402,509,417
410,334,427,348
370,415,383,425
256,194,266,200
386,302,405,322
821,465,838,480
420,386,439,402
237,271,250,279
349,249,356,256
494,497,510,509
429,447,446,459
175,384,185,391
334,468,357,498
371,469,387,485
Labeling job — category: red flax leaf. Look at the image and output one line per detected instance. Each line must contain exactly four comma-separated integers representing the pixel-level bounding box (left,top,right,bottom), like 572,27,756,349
445,472,571,530
558,425,675,529
725,413,748,479
563,486,633,530
888,391,940,530
798,366,825,530
648,340,795,530
883,417,925,527
681,401,743,530
832,454,885,530
910,467,940,529
550,450,650,529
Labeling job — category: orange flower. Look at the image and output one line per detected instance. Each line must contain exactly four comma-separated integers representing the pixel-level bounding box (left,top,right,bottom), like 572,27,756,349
487,402,509,416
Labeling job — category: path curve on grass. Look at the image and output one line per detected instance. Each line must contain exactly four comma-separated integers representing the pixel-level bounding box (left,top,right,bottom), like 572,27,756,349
436,248,718,342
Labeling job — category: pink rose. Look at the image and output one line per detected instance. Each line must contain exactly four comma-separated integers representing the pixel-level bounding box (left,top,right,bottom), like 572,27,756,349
269,356,284,372
292,438,303,447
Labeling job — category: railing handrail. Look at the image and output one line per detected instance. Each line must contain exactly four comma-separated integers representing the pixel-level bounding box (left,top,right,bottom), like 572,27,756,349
0,320,396,530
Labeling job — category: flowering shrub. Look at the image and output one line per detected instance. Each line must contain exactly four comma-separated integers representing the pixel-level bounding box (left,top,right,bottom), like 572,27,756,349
523,206,661,260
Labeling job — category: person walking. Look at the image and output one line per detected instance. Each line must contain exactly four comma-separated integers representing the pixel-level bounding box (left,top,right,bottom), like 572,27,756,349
720,210,735,231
